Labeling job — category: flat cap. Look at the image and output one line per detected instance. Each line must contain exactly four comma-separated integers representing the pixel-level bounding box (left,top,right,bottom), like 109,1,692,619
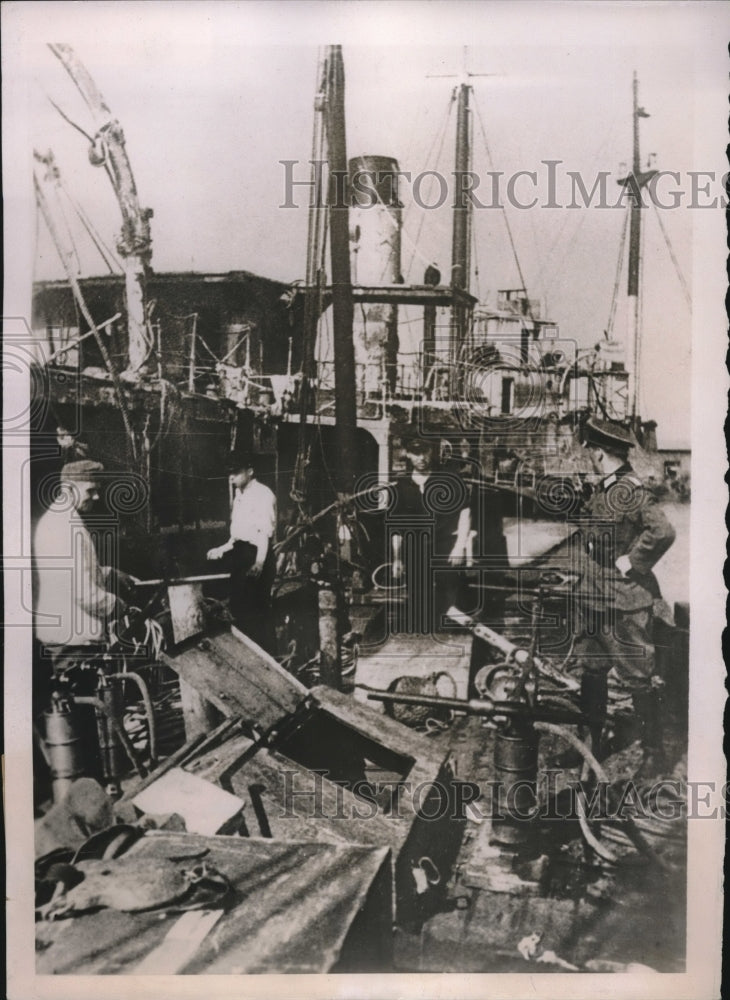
582,418,633,452
402,436,436,455
60,460,104,482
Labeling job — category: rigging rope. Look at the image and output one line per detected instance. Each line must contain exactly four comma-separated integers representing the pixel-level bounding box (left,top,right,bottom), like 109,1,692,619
64,181,123,273
606,208,629,337
34,170,139,460
651,200,692,311
53,178,83,277
405,90,456,281
62,187,120,275
47,96,95,143
532,116,620,295
473,97,534,321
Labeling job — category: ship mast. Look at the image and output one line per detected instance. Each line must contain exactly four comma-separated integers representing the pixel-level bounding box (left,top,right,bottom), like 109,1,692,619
48,44,153,376
619,71,656,423
451,81,472,295
450,80,472,370
323,45,357,495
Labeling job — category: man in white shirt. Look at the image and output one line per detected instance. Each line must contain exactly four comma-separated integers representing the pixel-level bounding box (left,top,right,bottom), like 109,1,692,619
34,460,124,675
207,453,277,651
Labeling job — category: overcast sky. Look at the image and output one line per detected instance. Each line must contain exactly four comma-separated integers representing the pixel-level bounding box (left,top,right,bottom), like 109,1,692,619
6,1,728,448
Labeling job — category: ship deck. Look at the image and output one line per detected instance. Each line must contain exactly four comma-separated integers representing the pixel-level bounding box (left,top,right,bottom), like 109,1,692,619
33,502,690,975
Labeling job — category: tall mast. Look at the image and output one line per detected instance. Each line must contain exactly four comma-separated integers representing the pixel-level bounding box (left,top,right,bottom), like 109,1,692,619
450,81,472,365
451,81,472,294
49,44,153,375
324,45,357,495
619,71,655,422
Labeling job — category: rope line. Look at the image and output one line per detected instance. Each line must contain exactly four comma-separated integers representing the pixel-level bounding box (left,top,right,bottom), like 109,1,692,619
473,96,534,321
606,209,629,337
405,90,456,281
651,200,692,310
47,96,95,143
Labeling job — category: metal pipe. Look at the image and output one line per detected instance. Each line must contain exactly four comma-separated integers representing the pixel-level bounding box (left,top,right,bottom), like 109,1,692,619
533,721,667,869
134,573,230,587
446,606,580,691
95,678,127,785
187,312,198,392
45,312,122,363
108,671,157,764
73,695,147,778
365,688,582,725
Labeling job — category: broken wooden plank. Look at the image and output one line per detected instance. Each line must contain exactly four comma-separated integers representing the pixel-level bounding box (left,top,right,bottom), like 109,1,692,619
160,626,309,732
36,832,394,974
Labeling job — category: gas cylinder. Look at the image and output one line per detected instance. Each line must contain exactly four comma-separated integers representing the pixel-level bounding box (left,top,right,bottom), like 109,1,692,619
491,720,539,847
43,692,86,803
95,672,126,792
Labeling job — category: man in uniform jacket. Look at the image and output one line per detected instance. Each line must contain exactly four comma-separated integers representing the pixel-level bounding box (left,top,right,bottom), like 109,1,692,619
566,418,676,773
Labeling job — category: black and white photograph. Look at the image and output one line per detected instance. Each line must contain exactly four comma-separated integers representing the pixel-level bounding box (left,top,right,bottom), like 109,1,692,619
4,2,726,997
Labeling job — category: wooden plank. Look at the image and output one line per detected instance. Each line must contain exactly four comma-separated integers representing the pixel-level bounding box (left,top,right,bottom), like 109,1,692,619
181,699,460,924
161,626,308,732
187,732,404,852
133,911,224,974
36,833,393,974
179,679,225,740
312,684,447,764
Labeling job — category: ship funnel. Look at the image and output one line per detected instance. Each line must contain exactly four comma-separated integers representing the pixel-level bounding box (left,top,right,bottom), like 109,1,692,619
348,155,403,396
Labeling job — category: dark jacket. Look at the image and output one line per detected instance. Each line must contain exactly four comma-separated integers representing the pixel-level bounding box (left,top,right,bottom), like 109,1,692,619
389,471,469,557
572,464,676,612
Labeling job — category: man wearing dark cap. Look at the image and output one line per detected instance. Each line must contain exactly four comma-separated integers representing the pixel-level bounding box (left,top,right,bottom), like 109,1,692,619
566,418,676,774
207,453,277,652
34,460,125,666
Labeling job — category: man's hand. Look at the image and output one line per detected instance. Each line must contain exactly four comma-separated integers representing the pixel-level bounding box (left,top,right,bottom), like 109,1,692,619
615,554,632,577
118,570,140,591
207,545,227,561
104,568,139,588
247,560,264,578
104,568,139,601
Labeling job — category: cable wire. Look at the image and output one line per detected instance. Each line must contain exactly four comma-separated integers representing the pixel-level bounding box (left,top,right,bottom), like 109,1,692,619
651,200,692,311
473,96,534,321
606,209,629,337
405,90,456,281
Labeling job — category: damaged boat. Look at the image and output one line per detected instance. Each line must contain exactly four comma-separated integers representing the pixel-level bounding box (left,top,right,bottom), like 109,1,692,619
31,43,690,974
